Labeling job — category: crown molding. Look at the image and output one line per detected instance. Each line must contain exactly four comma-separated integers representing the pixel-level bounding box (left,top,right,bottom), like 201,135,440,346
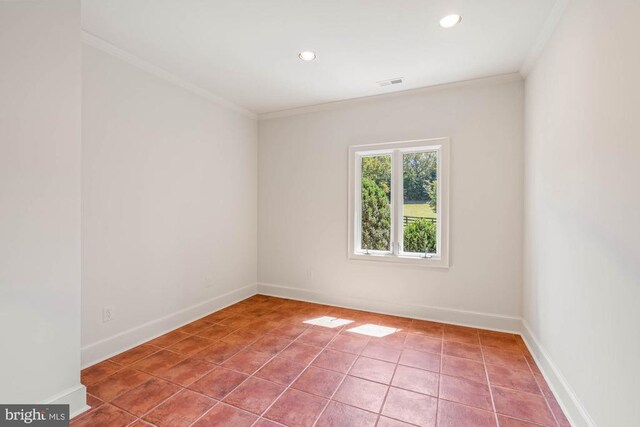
520,0,569,77
258,72,523,121
81,31,257,119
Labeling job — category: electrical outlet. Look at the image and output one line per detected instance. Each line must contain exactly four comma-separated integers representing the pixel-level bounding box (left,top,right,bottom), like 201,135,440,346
103,306,114,323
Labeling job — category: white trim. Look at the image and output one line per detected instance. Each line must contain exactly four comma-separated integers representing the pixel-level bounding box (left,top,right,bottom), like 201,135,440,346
81,31,257,119
521,321,596,427
348,138,450,268
257,283,521,333
519,0,569,76
81,283,258,368
45,384,88,419
259,73,523,120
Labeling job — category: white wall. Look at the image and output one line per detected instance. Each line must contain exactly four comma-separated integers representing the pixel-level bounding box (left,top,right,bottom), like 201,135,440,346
81,45,258,364
523,1,640,425
0,0,85,414
258,76,524,328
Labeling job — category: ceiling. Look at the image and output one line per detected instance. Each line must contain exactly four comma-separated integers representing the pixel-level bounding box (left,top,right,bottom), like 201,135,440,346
82,0,558,115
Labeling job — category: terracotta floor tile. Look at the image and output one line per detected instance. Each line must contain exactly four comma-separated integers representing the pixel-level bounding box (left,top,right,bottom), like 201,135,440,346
441,355,487,384
524,354,542,376
195,324,232,341
483,348,529,371
361,341,402,363
316,401,378,427
268,323,308,339
109,344,159,366
255,356,306,385
333,376,388,413
443,325,480,345
443,341,483,361
291,366,344,398
71,404,136,427
87,368,152,402
279,341,322,365
111,377,180,417
132,350,186,375
296,329,338,347
497,415,542,427
405,334,442,354
192,340,244,364
254,418,285,427
410,320,444,339
480,334,522,352
250,335,292,355
398,348,441,373
191,403,257,427
381,387,437,426
371,331,408,347
437,399,497,427
327,334,369,354
128,420,155,427
312,349,357,374
545,393,571,427
86,393,104,409
201,311,232,324
189,367,248,400
143,389,215,427
147,330,191,348
264,389,328,427
178,318,213,334
218,315,255,329
376,416,415,427
81,360,121,386
166,335,213,356
158,357,216,387
486,364,540,394
220,328,262,347
492,386,556,427
72,394,104,422
222,349,273,375
391,365,439,397
439,374,493,411
223,377,285,414
349,356,396,384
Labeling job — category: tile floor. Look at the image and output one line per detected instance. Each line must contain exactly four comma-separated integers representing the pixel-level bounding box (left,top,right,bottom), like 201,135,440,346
74,295,571,427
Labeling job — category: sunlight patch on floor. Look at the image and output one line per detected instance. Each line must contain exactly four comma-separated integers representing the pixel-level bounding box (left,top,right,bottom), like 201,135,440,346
303,316,354,328
346,324,401,337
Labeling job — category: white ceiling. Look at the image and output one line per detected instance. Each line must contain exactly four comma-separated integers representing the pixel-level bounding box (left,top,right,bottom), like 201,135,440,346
82,0,557,115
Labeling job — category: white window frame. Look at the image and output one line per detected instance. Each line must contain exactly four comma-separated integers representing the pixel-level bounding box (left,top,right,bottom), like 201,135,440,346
348,138,450,268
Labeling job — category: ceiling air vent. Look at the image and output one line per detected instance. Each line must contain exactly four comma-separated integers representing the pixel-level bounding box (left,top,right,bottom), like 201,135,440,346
378,78,403,87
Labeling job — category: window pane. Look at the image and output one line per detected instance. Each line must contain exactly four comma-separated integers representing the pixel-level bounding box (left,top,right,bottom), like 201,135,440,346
402,151,437,254
361,155,391,251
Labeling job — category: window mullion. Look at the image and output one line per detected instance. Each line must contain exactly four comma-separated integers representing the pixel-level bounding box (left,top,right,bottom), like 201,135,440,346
392,150,403,256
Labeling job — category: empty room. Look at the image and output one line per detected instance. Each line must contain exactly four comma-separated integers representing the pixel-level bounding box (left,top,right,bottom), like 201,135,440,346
1,0,638,426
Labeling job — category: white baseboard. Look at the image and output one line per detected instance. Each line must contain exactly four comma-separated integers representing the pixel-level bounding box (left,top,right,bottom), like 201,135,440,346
521,321,595,427
81,283,258,368
46,384,88,419
257,282,522,333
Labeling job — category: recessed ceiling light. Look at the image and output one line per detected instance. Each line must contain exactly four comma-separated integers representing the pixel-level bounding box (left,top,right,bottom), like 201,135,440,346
440,14,462,28
298,51,316,61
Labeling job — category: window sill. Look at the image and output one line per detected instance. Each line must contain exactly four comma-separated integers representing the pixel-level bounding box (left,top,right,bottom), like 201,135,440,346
348,252,449,268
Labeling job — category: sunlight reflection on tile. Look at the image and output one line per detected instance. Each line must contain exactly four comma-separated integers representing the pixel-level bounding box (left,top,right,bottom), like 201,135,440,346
346,324,401,337
303,316,354,328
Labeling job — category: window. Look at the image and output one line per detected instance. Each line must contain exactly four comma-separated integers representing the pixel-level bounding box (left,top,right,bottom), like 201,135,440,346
348,138,449,267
